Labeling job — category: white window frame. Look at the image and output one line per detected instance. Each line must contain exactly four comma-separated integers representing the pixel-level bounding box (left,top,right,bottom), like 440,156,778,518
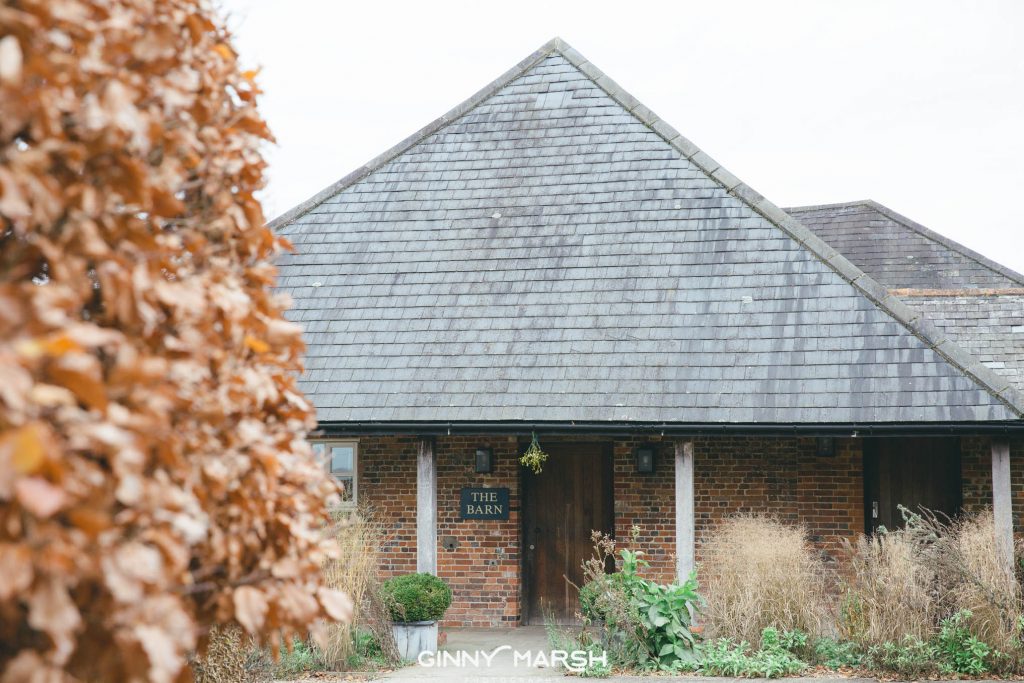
313,439,358,506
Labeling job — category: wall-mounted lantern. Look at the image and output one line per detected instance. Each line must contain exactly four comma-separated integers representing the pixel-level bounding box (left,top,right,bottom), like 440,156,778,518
475,447,494,473
816,437,836,458
634,444,656,474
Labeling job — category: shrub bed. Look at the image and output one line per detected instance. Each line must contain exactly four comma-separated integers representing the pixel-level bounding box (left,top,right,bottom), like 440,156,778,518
558,512,1024,679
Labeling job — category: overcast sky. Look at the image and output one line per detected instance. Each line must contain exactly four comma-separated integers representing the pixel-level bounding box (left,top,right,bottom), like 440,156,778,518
221,0,1024,275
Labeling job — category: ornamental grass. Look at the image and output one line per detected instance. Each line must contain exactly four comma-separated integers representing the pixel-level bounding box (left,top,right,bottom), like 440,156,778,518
700,515,832,647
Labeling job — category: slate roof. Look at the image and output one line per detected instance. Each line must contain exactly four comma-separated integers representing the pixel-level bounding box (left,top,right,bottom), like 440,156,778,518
786,200,1024,394
911,296,1024,393
786,201,1024,290
273,38,1023,425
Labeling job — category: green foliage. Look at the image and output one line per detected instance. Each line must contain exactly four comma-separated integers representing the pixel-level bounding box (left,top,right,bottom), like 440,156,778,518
852,611,1009,677
864,636,940,678
519,432,548,473
264,629,395,677
936,610,992,675
812,637,863,669
380,573,452,623
580,546,702,671
697,639,752,676
275,639,322,676
773,626,808,655
345,628,394,670
694,617,1015,679
698,628,807,678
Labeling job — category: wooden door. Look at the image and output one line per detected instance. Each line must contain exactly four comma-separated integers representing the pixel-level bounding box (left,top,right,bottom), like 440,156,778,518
522,442,614,625
864,437,962,532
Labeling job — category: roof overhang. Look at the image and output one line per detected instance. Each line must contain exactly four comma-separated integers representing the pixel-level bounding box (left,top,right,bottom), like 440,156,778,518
316,420,1024,437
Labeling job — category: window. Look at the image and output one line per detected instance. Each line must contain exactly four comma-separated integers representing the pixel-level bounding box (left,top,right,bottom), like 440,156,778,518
312,440,357,504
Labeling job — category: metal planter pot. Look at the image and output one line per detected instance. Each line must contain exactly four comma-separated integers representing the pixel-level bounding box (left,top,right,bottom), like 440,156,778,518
392,620,438,661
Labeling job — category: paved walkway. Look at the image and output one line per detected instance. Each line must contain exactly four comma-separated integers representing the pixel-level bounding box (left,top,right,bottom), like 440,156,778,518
378,626,555,680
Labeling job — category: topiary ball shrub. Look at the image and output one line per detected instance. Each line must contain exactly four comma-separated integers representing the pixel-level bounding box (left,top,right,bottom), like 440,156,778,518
381,573,452,623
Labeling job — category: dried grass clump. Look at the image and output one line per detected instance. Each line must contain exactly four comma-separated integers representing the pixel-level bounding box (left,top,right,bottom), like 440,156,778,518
841,529,938,646
192,626,268,683
701,515,832,646
843,508,1023,656
911,510,1022,653
316,508,399,668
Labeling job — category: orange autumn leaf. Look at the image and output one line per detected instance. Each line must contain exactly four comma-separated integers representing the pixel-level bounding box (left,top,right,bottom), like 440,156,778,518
67,507,113,536
0,543,33,601
244,334,270,354
15,333,83,359
317,588,354,623
15,477,66,518
233,586,268,634
47,353,108,411
1,421,47,474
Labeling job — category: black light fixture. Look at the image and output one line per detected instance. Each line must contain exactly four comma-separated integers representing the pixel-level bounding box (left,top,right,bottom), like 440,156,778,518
816,437,836,458
475,447,494,473
634,444,656,473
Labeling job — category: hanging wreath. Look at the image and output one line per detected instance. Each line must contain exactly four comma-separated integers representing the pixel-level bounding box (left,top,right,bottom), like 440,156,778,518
519,432,549,474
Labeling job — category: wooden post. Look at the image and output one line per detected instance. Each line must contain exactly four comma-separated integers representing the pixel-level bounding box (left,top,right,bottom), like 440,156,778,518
675,440,695,583
417,437,437,574
992,437,1014,578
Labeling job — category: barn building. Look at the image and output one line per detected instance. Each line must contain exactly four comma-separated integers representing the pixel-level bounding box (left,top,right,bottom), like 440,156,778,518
272,39,1024,627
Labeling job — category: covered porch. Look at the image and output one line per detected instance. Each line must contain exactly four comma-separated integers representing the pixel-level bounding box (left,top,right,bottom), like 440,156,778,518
335,430,1022,628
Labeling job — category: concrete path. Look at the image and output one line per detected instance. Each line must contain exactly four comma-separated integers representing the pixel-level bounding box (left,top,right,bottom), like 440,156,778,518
378,626,556,680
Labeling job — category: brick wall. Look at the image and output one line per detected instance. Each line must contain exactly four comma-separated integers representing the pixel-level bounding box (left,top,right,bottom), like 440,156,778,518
353,433,1019,627
357,435,418,576
612,437,676,581
961,436,1024,534
435,436,521,627
612,436,863,584
358,434,521,627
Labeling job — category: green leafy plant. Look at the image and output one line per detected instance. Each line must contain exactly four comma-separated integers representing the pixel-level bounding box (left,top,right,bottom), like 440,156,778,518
698,638,752,676
864,636,940,678
812,636,862,668
519,432,549,473
937,610,992,675
698,627,807,678
774,626,808,655
380,573,452,623
342,628,395,671
577,532,702,671
275,638,322,676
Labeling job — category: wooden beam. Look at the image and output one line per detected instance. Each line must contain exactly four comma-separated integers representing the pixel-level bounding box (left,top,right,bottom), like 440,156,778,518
992,437,1014,578
417,437,437,574
675,440,695,583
